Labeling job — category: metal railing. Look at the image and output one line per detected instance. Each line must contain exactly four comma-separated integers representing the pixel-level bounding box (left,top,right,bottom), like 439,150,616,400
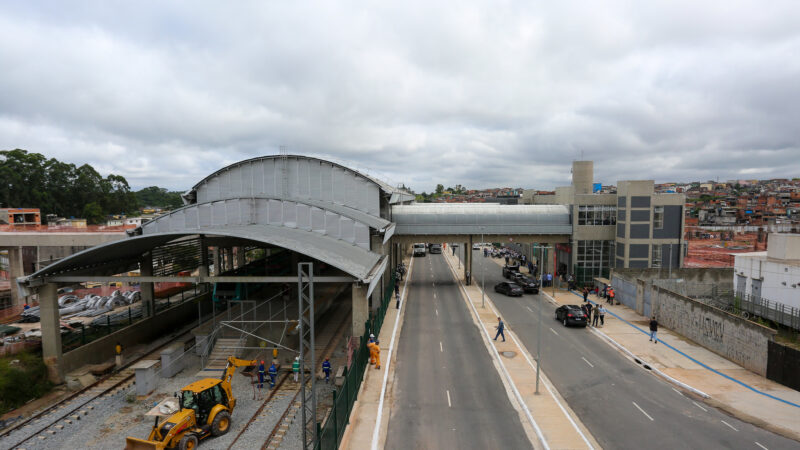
315,274,395,450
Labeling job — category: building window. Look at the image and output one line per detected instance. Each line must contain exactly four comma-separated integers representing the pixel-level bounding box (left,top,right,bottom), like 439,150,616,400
575,240,614,283
653,206,664,229
651,245,662,268
577,205,617,226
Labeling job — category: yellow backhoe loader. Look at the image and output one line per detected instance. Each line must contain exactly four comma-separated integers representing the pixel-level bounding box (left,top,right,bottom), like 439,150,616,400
125,356,256,450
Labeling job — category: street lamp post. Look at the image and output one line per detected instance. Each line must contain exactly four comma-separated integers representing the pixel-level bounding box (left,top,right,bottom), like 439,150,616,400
536,244,544,394
481,230,485,308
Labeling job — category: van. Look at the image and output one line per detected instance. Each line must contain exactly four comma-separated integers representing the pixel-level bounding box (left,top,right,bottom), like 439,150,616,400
429,244,442,254
413,243,427,257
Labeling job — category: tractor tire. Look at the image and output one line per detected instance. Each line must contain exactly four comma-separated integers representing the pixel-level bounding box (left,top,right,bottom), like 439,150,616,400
211,411,232,436
179,434,198,450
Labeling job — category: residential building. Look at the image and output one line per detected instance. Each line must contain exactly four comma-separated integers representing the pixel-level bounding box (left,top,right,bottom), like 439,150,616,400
734,233,800,309
0,208,40,226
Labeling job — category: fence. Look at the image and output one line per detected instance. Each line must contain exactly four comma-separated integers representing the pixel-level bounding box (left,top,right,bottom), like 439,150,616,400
315,274,395,450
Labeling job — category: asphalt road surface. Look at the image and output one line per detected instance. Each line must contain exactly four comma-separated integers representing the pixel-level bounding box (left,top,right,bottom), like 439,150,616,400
469,249,799,450
385,253,532,450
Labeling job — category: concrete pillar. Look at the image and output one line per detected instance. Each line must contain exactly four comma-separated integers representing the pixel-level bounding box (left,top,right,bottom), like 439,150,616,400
7,246,25,306
140,252,155,318
39,283,63,384
212,247,220,275
371,235,387,306
352,283,368,337
465,237,473,285
199,236,209,278
236,247,245,268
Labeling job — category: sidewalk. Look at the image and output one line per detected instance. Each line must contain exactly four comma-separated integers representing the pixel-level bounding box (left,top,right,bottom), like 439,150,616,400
533,273,800,441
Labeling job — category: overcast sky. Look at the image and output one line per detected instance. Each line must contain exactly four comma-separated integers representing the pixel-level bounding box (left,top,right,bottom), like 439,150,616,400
1,1,799,193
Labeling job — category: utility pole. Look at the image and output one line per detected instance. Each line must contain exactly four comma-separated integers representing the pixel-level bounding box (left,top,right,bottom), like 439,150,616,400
481,230,485,308
536,244,553,395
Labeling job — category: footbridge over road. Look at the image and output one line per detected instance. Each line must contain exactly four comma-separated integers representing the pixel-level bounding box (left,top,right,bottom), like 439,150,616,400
16,154,572,385
390,203,572,283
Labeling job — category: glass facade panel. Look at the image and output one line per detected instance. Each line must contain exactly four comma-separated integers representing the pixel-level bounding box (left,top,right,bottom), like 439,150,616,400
577,205,617,225
575,240,614,284
653,206,664,229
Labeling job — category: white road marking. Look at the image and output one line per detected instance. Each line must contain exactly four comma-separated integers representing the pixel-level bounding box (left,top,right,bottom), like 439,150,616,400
755,442,768,450
446,390,452,407
434,292,437,299
692,401,707,412
581,357,594,368
435,309,439,316
526,306,533,312
549,328,559,336
721,420,738,431
440,342,443,352
672,388,684,397
632,402,654,421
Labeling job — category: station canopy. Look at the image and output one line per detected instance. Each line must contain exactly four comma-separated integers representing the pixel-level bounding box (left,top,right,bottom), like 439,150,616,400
25,155,413,287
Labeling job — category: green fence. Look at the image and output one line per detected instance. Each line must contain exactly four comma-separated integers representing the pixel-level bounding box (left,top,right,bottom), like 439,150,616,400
316,274,396,450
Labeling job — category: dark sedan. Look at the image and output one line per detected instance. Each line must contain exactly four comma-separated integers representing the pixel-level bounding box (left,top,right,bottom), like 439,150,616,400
514,275,540,294
494,282,524,297
555,305,588,327
502,264,520,279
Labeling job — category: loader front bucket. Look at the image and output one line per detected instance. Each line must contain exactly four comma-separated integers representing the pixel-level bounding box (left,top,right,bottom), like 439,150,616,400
124,436,165,450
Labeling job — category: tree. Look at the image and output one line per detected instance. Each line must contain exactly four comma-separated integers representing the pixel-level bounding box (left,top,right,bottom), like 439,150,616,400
435,184,444,195
82,202,105,224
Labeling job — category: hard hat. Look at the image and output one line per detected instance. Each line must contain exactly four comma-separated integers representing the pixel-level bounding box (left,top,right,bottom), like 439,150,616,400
295,356,299,360
261,360,265,364
370,333,375,338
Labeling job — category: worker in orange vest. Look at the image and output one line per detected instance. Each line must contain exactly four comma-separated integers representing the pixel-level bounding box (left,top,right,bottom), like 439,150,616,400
368,334,376,365
373,340,381,369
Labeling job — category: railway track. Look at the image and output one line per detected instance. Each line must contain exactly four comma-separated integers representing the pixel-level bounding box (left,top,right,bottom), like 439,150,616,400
0,328,195,449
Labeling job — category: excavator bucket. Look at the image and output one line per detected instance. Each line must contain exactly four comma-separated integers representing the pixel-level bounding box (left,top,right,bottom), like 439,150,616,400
124,436,165,450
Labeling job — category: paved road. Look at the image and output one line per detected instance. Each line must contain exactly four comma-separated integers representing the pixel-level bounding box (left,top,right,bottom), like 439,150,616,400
468,249,799,450
385,253,532,449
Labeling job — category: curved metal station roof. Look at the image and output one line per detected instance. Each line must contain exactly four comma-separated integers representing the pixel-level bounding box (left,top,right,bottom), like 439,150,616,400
391,204,572,235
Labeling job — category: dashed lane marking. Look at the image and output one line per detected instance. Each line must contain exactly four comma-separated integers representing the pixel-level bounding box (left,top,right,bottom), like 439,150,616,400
721,420,738,431
672,388,684,397
632,401,654,421
436,309,439,316
549,328,559,336
446,390,452,408
692,401,707,412
581,357,594,368
526,306,533,312
440,342,443,352
755,442,768,450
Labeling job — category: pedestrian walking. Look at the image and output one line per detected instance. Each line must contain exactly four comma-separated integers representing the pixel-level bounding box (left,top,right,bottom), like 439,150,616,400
583,287,589,302
268,362,278,388
322,358,332,383
597,305,606,326
583,302,592,324
649,316,659,344
292,356,300,382
592,304,600,327
396,292,401,309
394,282,400,296
494,317,506,342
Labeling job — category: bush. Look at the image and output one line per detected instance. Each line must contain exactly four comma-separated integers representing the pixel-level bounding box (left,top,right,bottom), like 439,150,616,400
0,352,52,415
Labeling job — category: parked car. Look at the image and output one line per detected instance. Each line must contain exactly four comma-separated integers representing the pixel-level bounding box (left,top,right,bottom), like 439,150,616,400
514,275,540,294
555,305,588,327
502,264,520,279
472,243,480,250
494,282,524,296
429,243,442,254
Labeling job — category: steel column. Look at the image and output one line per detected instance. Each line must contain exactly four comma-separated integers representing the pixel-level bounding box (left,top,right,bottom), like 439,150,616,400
298,262,317,450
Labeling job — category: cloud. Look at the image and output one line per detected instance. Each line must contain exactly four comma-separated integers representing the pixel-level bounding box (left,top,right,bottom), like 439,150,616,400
0,0,799,193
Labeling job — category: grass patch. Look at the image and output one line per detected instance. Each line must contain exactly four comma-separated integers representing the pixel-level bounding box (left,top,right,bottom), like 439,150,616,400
0,352,52,416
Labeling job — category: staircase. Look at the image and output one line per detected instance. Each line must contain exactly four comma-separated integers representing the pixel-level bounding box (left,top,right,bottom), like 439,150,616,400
197,337,245,377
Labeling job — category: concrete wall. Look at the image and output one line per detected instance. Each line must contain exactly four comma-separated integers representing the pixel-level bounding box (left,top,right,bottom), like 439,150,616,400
61,293,211,374
613,267,733,285
651,285,776,376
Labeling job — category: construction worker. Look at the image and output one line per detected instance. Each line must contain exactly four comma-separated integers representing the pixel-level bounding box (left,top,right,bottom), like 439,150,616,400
373,340,381,369
268,362,278,388
258,360,266,389
322,358,332,383
292,356,300,382
368,334,376,365
272,347,279,365
115,342,123,368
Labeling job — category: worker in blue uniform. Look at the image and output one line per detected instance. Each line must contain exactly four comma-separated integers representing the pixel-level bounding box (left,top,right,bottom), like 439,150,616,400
268,362,278,388
258,360,266,389
322,358,332,383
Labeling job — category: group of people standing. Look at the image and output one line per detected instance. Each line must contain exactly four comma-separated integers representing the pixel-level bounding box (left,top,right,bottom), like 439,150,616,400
580,300,607,327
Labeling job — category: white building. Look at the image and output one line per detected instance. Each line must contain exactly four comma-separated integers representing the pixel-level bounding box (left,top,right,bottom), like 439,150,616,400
734,233,800,309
